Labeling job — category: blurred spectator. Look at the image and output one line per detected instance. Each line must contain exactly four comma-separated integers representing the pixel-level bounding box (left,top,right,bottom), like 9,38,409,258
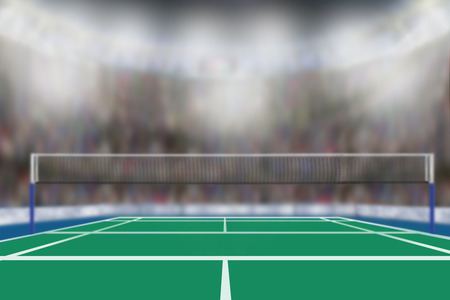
0,32,448,208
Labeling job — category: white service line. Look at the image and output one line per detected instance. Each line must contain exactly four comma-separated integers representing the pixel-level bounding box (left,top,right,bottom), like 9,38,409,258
123,220,224,222
114,216,341,219
220,260,231,300
224,220,338,222
326,218,450,255
2,255,450,261
118,220,338,222
4,218,140,258
42,231,413,235
224,218,227,233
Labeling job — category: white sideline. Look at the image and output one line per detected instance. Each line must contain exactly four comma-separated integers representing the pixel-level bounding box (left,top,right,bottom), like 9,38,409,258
2,256,450,261
46,218,119,232
0,217,116,244
339,218,414,231
326,218,450,255
3,218,140,258
344,217,450,241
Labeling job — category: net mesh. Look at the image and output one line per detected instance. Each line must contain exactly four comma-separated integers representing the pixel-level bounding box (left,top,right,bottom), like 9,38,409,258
34,154,429,184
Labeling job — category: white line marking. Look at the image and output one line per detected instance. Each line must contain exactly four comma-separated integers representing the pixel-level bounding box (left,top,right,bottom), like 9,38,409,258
343,217,450,241
339,218,413,232
96,217,142,232
413,231,450,241
124,220,225,222
46,218,119,232
224,218,227,233
328,219,450,255
2,256,450,261
0,218,116,244
342,218,450,240
220,260,231,300
119,220,336,222
0,232,48,244
224,220,337,222
42,231,411,235
114,216,341,219
4,218,139,257
5,234,90,258
378,234,450,255
340,217,412,232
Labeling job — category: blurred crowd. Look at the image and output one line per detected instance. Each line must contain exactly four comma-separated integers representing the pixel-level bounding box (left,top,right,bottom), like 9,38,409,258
0,33,449,208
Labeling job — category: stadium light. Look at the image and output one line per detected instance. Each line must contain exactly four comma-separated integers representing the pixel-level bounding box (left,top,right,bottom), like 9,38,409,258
0,0,448,74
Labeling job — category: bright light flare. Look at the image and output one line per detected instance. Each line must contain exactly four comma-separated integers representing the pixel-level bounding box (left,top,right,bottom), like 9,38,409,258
183,79,273,138
246,9,297,60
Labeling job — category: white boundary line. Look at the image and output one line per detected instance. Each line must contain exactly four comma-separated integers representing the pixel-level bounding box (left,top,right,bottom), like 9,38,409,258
339,218,413,232
4,216,450,261
225,219,353,222
342,217,415,231
226,219,346,222
49,218,125,233
0,217,116,244
344,217,450,241
42,231,413,235
4,217,444,238
111,216,345,219
2,256,450,261
327,218,450,255
108,219,344,222
105,219,144,221
0,216,399,244
409,230,450,241
3,218,140,258
111,218,225,221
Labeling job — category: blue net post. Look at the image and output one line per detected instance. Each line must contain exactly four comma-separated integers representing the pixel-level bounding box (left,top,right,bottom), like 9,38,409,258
30,154,36,234
428,154,435,234
29,183,35,234
429,183,435,234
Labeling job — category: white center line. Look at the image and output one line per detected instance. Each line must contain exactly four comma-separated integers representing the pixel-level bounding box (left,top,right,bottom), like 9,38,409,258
220,259,232,300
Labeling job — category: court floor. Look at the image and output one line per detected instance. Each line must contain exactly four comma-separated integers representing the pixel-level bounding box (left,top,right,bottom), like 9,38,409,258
1,217,450,299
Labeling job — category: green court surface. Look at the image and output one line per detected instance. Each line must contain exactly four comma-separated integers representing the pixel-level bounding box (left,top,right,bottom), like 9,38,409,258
1,217,450,299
